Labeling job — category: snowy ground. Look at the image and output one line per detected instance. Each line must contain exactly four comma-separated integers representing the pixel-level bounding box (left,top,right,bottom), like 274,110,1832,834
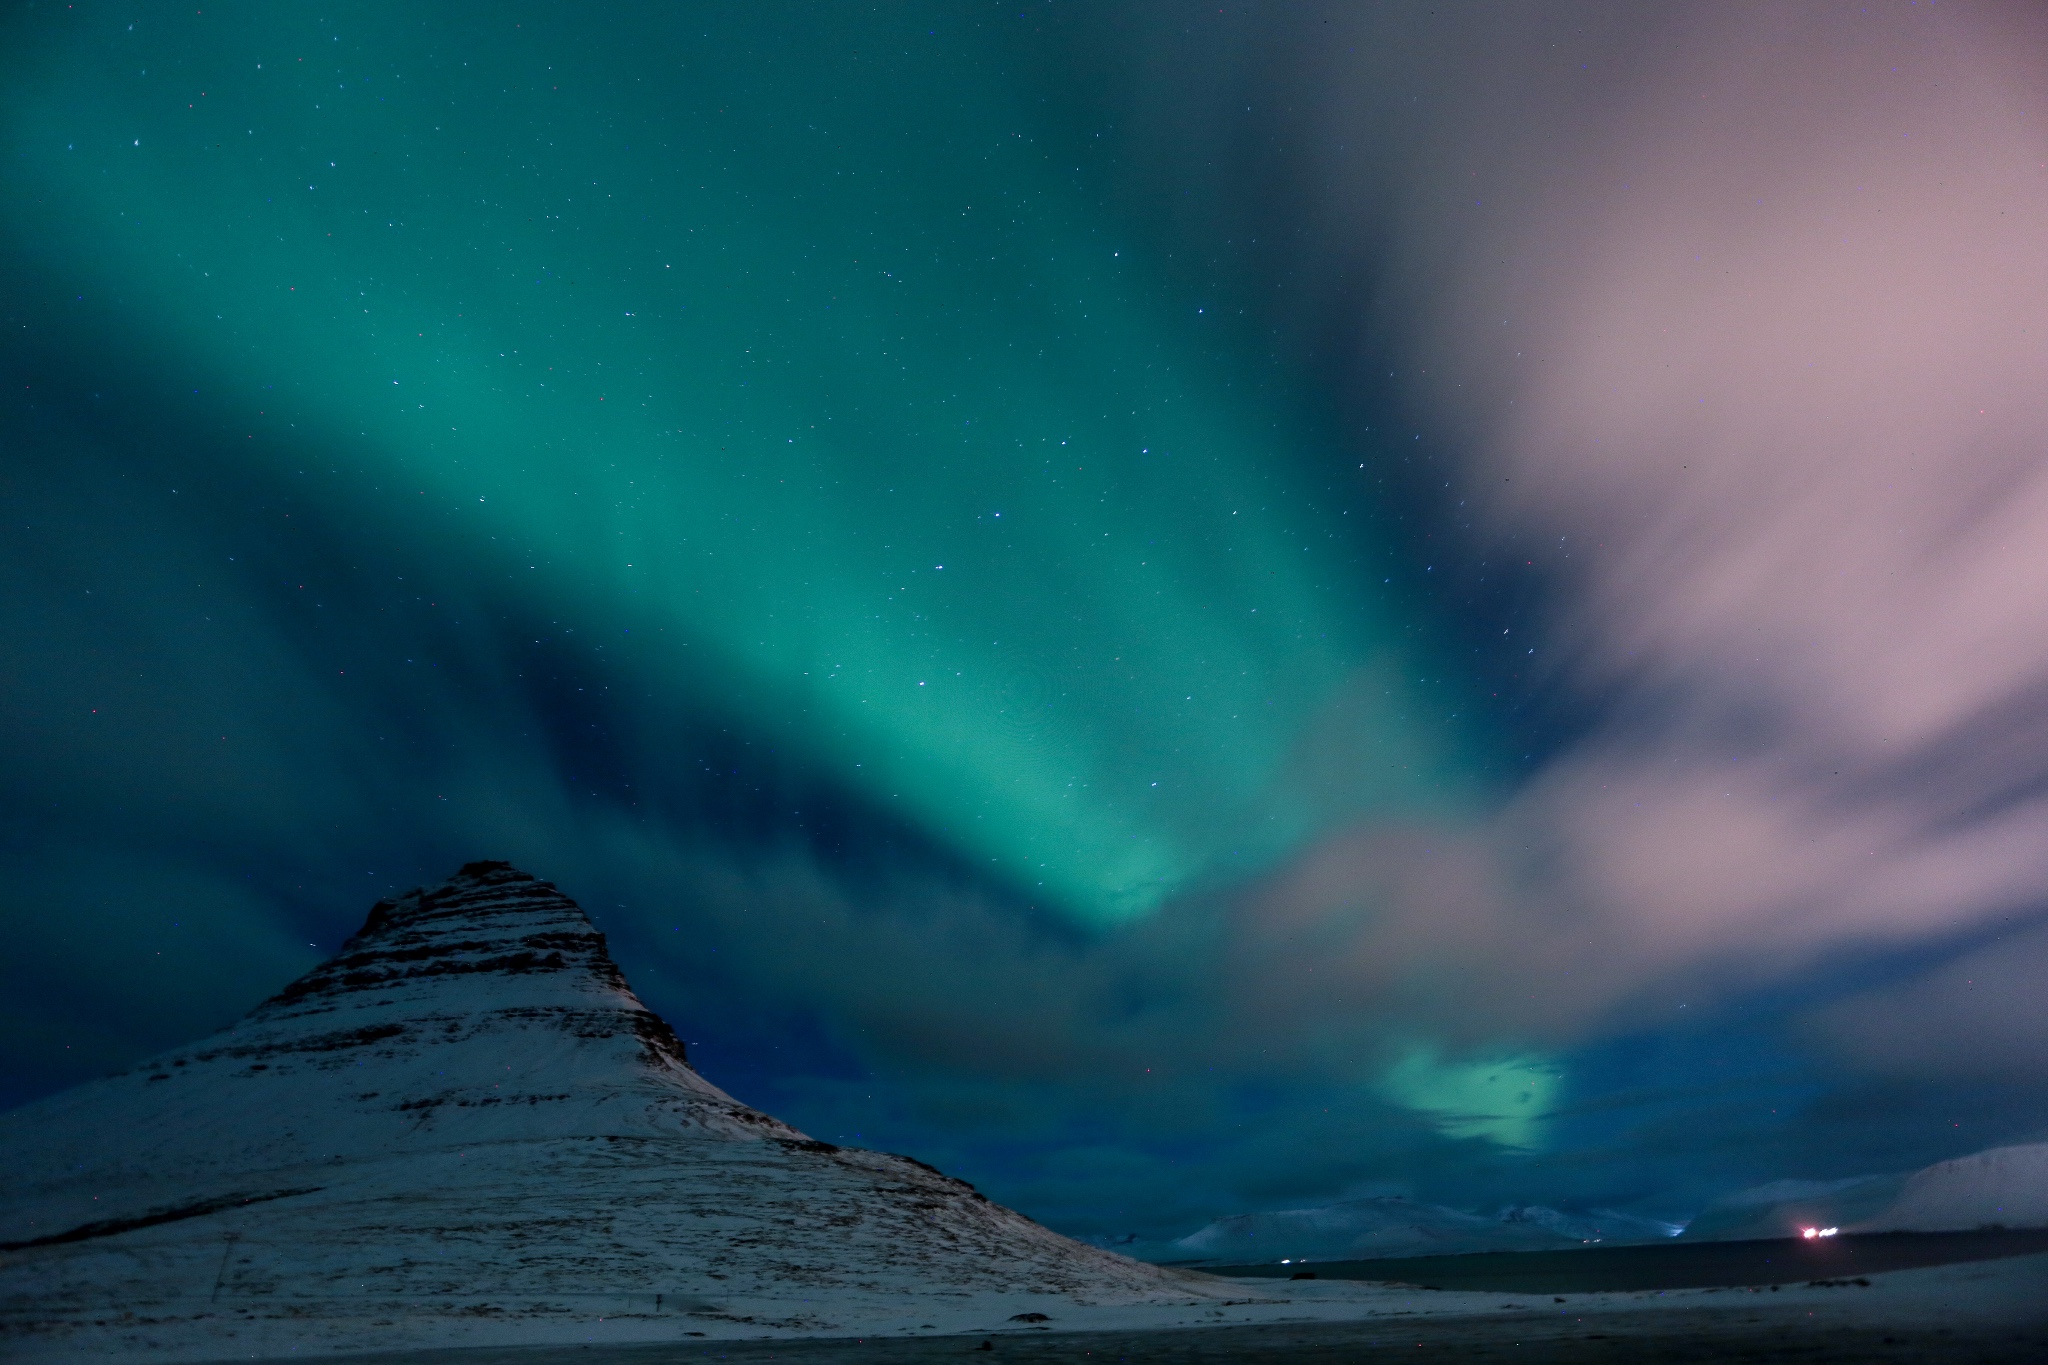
11,1251,2030,1363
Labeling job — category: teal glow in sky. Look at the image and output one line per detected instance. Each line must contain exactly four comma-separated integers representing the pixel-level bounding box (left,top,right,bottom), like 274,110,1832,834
8,3,1468,923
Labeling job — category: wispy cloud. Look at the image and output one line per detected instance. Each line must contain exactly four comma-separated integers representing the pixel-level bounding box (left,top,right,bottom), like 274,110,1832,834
1107,0,2048,1069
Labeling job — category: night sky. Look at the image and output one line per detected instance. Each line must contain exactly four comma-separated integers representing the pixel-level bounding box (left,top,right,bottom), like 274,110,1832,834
6,1,2048,1244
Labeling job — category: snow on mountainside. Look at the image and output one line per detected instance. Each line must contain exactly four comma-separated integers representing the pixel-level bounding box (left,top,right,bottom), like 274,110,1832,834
1682,1143,2048,1242
0,862,1216,1359
1861,1143,2048,1233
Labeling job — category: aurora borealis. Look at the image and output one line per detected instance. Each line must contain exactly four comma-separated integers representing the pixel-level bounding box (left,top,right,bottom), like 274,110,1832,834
6,1,2048,1242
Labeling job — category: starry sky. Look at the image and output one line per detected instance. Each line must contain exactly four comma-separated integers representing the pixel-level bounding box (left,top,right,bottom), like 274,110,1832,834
6,1,2048,1243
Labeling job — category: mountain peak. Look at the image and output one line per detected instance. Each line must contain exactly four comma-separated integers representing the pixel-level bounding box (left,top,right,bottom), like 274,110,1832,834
250,859,695,1075
3,862,782,1209
0,864,1196,1354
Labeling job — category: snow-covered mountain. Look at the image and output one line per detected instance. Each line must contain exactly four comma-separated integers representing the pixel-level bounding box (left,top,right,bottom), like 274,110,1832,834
1146,1195,1681,1266
0,862,1213,1359
1495,1204,1687,1245
1682,1142,2048,1242
1863,1143,2048,1233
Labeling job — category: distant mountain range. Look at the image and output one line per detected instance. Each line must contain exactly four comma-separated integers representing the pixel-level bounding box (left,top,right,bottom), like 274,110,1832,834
1100,1197,1684,1266
0,862,1216,1359
1116,1142,2048,1267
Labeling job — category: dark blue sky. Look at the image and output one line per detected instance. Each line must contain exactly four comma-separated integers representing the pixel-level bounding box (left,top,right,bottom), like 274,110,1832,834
5,1,2047,1243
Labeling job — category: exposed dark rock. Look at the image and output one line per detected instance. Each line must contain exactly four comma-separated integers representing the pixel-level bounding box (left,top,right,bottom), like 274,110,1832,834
0,1187,320,1252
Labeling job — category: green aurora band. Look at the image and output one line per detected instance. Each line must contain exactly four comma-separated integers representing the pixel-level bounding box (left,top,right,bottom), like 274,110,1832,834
5,3,1476,924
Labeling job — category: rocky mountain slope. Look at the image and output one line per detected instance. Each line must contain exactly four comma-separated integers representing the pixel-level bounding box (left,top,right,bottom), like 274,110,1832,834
0,862,1212,1359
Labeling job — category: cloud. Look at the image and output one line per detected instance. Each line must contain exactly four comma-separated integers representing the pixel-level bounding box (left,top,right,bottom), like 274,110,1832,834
1101,0,2048,1072
1808,917,2048,1083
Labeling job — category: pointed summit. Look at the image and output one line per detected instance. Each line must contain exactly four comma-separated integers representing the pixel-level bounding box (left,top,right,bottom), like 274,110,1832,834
0,865,1205,1359
7,862,796,1189
252,858,699,1085
276,860,645,1012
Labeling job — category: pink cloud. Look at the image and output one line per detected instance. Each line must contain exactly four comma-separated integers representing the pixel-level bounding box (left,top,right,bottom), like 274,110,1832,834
1179,3,2048,1064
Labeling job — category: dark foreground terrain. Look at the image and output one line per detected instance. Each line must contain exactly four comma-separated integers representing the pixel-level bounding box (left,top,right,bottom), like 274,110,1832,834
222,1238,2048,1365
220,1312,2048,1365
1209,1227,2048,1294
